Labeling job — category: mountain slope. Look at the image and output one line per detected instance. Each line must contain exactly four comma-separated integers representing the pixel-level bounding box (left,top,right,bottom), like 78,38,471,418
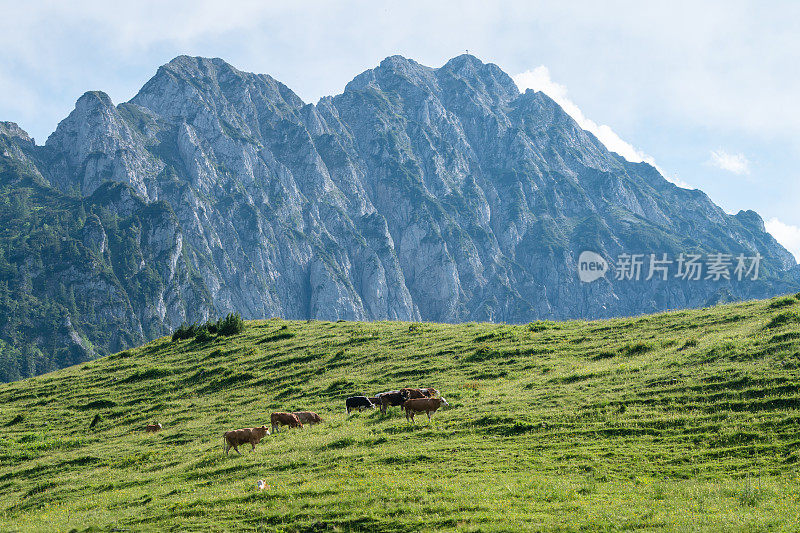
1,296,800,530
0,124,211,380
0,54,798,380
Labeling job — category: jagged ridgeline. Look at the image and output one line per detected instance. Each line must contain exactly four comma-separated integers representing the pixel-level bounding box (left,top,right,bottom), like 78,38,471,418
0,54,798,380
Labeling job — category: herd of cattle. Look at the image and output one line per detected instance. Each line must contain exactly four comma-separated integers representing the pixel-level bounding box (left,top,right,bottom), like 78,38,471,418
145,387,448,455
221,412,321,454
344,387,447,421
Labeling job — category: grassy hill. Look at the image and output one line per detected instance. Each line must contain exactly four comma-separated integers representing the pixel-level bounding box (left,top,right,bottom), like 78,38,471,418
2,296,800,531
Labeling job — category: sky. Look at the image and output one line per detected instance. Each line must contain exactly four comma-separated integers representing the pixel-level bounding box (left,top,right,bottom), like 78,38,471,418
1,1,798,260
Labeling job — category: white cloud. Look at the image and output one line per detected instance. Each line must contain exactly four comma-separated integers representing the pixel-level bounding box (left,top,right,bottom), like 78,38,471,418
709,149,750,175
513,66,692,189
766,217,800,262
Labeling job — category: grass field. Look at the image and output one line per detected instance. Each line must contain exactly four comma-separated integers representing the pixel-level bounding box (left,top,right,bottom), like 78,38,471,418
2,296,800,531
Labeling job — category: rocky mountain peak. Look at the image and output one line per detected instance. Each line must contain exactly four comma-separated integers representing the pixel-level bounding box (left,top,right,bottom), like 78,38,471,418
344,54,437,96
0,121,33,143
0,53,797,381
735,209,767,234
45,89,159,198
130,55,305,126
438,54,519,104
378,54,429,73
46,90,121,148
81,90,114,108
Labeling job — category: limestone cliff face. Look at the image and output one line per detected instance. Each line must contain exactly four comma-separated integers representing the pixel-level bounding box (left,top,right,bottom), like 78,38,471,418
0,54,796,379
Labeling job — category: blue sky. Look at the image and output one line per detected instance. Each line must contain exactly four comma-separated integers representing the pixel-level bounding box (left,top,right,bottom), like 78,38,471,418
1,1,798,259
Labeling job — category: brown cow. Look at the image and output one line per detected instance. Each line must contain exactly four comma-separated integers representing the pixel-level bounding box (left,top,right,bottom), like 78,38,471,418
367,397,381,407
400,388,435,400
223,425,270,455
271,412,303,433
292,411,322,425
402,397,449,423
380,392,406,413
145,423,162,433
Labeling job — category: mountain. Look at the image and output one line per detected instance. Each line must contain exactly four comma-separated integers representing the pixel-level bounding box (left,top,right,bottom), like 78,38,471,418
0,54,797,380
2,296,800,529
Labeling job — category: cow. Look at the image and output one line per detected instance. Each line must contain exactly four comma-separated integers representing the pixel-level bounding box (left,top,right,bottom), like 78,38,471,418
271,412,303,433
292,411,322,425
379,392,406,413
402,397,449,423
346,396,374,414
400,388,434,400
367,397,382,406
375,390,400,398
223,425,270,455
420,388,439,397
145,423,162,433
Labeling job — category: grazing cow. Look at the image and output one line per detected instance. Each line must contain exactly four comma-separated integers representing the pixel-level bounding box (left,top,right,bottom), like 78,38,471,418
292,411,322,425
346,396,374,414
375,390,400,398
402,397,449,423
420,388,439,397
367,397,382,406
271,412,303,433
223,425,270,455
145,423,162,433
379,392,406,413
